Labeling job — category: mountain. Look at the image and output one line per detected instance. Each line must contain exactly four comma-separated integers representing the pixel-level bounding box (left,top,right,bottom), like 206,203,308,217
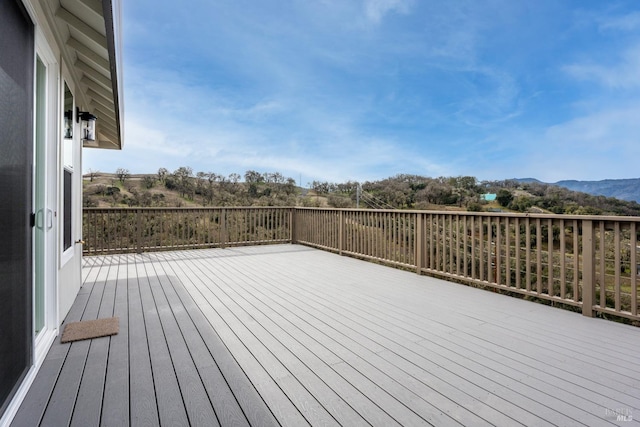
513,178,543,184
554,179,640,203
515,178,640,203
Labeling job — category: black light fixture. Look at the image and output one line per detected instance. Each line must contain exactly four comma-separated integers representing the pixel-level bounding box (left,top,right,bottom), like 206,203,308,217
76,107,97,141
63,110,73,139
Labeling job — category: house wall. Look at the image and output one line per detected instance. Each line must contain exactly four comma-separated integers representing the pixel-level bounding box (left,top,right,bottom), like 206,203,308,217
58,253,82,325
58,126,83,321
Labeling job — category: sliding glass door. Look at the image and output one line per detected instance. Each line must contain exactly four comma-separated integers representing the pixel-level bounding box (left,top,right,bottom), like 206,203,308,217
33,41,58,359
0,0,34,417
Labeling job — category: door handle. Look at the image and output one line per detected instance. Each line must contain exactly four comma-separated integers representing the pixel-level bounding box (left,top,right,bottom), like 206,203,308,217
46,209,53,230
36,209,44,230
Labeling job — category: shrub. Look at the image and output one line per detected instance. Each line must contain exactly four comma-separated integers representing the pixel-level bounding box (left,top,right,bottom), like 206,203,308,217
466,202,483,212
328,194,353,208
496,189,514,207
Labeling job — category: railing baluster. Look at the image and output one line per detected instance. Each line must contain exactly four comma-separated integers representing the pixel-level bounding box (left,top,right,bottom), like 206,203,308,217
515,217,521,290
615,222,621,312
505,217,510,287
582,220,596,317
416,212,423,274
526,217,531,292
496,217,502,286
560,219,566,299
592,220,600,307
448,215,453,275
536,218,542,294
464,215,469,277
631,222,637,316
573,219,579,303
455,215,461,276
429,214,434,270
136,208,142,253
471,215,476,280
479,216,485,281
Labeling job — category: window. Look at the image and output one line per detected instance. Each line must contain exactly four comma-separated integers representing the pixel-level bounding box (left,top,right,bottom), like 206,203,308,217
62,82,73,253
63,169,72,251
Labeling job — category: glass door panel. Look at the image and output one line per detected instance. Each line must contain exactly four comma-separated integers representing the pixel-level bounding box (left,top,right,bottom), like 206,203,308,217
34,56,46,335
0,0,34,416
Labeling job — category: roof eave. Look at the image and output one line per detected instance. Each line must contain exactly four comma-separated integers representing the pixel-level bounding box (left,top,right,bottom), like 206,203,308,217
93,0,123,150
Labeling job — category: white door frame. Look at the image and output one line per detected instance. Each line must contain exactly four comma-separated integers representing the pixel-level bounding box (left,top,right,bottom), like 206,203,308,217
33,28,59,364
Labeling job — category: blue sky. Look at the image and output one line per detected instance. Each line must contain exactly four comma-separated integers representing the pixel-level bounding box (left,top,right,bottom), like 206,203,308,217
85,0,640,184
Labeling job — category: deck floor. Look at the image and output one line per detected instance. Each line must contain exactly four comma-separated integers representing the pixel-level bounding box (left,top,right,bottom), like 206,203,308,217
12,244,640,426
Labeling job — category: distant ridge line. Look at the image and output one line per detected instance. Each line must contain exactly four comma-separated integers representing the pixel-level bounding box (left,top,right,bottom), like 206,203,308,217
514,177,640,203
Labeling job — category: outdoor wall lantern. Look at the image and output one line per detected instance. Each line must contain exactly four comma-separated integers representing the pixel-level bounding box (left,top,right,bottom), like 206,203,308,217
76,108,97,141
63,110,73,139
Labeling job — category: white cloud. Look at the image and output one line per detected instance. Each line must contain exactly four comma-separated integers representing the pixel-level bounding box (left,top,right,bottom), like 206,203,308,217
599,11,640,32
545,106,640,149
363,0,414,24
86,56,458,182
563,44,640,89
505,105,640,182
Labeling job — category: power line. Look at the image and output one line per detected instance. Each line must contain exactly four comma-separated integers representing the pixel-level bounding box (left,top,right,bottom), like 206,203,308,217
359,190,396,210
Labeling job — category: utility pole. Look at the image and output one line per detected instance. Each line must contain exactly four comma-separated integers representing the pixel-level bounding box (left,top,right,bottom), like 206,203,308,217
356,183,361,208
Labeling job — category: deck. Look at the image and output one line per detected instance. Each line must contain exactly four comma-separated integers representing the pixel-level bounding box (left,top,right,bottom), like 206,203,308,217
12,244,640,426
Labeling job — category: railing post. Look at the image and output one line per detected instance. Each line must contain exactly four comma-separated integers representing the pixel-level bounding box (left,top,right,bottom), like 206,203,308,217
339,210,344,255
290,207,297,244
82,209,88,256
582,220,596,317
416,212,423,274
136,208,142,254
221,208,227,248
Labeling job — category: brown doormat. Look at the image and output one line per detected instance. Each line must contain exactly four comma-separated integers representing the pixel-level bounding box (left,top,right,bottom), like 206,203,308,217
60,317,119,343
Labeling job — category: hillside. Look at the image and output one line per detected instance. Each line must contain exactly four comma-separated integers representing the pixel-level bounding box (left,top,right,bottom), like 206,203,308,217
83,169,640,216
83,171,326,208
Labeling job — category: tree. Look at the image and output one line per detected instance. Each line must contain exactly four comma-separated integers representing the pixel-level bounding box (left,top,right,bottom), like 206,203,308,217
87,169,99,182
157,167,169,183
510,196,533,212
284,178,297,195
115,168,130,184
248,183,259,197
244,170,262,184
496,189,514,207
311,181,330,194
173,166,194,198
142,175,156,189
174,166,193,180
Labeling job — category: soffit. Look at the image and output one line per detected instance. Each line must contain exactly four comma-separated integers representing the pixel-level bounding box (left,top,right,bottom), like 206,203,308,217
44,0,123,150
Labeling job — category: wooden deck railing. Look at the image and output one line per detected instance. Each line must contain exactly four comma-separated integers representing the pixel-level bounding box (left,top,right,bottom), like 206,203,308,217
83,207,292,254
83,207,640,322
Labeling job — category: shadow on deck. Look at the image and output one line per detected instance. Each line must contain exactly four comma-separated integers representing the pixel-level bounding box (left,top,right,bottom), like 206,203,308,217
12,245,640,426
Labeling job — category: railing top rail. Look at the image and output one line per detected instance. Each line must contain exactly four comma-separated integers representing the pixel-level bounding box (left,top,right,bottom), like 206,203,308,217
293,207,640,222
83,206,294,212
